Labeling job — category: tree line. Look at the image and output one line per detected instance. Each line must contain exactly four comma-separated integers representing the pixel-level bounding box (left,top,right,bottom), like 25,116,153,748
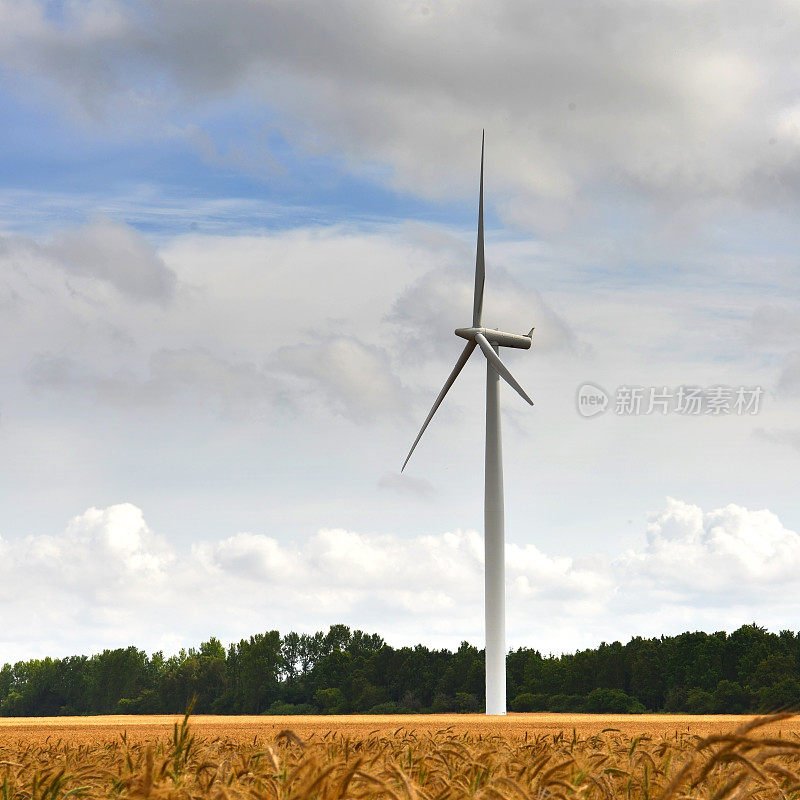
1,623,798,716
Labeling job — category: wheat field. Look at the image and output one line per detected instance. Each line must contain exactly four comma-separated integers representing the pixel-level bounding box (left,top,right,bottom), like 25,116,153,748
2,712,800,798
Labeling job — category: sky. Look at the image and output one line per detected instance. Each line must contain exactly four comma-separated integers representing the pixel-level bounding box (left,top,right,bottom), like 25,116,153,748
1,0,800,664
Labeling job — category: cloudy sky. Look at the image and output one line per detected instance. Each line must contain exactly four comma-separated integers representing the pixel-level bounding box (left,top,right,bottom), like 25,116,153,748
1,0,800,664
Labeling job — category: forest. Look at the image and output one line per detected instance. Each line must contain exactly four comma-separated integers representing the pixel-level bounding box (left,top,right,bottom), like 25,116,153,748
2,623,799,716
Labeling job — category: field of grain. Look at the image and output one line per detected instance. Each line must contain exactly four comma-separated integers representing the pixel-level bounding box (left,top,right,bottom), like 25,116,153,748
4,713,800,745
2,713,800,798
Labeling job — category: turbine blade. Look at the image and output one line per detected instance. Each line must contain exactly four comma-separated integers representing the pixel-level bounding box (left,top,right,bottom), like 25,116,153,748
472,131,485,327
475,333,534,405
402,341,477,472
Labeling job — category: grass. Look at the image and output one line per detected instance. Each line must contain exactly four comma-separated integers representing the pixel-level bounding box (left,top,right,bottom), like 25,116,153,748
2,712,800,798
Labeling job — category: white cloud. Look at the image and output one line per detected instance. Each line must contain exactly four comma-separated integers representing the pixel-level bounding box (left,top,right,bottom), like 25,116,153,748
4,0,800,223
2,0,800,670
1,218,796,643
614,498,800,614
378,471,436,499
0,504,174,658
389,266,581,360
754,427,800,454
271,337,411,421
4,222,445,424
777,351,800,397
46,217,176,301
0,504,172,595
195,532,298,583
27,348,281,416
3,497,800,663
750,306,800,345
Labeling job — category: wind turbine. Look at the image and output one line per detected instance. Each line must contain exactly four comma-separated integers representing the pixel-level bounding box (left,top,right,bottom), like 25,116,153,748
402,132,534,716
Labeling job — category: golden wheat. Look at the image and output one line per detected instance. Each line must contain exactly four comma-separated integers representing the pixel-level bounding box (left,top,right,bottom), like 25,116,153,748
2,713,800,799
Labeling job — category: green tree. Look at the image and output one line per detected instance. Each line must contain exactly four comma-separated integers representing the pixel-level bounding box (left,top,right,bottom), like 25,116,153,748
685,688,715,714
629,639,664,710
226,631,282,713
315,687,346,714
757,679,800,711
510,692,548,712
585,688,645,713
711,680,750,713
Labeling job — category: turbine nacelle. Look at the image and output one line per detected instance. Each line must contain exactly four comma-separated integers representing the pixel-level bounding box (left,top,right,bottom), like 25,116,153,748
454,326,533,350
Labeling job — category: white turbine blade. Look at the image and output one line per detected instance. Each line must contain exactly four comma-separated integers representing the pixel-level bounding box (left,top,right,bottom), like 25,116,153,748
475,333,533,405
472,131,485,327
402,341,477,472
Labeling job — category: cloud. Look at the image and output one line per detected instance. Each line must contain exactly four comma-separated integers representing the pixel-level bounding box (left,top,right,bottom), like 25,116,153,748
750,306,800,345
5,222,443,423
1,217,795,656
3,2,800,668
195,532,299,583
378,471,436,500
0,503,175,612
58,504,172,582
271,337,411,421
754,427,800,454
4,0,800,223
26,354,96,392
776,351,800,397
389,266,581,361
128,348,274,406
174,123,285,181
46,217,176,301
616,498,800,605
7,220,578,437
3,497,800,662
26,348,281,417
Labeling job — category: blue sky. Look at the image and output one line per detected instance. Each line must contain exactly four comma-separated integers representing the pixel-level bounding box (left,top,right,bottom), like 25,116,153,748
0,69,474,238
1,0,800,663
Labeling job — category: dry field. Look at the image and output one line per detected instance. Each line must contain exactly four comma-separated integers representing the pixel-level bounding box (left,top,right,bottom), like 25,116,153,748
2,712,800,798
4,713,800,746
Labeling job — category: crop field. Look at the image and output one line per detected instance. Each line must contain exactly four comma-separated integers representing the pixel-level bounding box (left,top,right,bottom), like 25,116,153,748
2,713,800,798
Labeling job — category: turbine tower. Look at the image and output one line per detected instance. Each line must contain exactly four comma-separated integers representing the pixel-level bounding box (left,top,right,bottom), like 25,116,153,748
402,132,534,716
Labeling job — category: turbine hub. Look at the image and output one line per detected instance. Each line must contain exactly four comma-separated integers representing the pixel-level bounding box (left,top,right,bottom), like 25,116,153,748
454,326,533,350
